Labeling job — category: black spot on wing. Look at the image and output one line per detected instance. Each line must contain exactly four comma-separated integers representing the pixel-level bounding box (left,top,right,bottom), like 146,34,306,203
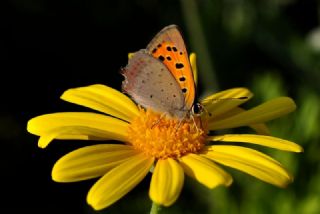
175,63,184,69
182,88,187,93
179,76,186,81
166,56,172,61
172,47,178,52
166,46,172,51
158,55,165,61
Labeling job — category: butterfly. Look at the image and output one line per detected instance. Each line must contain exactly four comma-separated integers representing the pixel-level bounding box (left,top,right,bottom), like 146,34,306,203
122,25,201,119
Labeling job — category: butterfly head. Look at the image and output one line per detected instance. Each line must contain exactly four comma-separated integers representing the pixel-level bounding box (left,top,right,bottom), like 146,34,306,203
191,102,204,116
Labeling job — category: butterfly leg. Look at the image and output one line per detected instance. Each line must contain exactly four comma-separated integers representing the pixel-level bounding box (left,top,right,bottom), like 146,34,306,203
190,114,201,133
151,112,167,129
174,116,200,134
174,118,184,132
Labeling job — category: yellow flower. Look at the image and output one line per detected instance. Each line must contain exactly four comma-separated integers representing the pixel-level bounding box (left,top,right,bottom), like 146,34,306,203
27,56,302,211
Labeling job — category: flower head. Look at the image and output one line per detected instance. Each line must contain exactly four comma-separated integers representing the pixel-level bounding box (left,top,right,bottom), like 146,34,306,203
27,56,302,211
128,108,207,159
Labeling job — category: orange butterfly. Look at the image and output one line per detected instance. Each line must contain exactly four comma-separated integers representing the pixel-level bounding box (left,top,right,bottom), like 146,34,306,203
122,25,200,119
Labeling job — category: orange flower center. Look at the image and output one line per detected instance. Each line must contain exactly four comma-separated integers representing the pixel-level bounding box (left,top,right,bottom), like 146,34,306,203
127,108,208,159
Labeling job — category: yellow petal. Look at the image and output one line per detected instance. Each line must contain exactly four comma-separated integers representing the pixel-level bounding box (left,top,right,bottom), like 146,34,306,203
61,84,139,122
149,158,184,207
27,112,128,148
52,144,138,182
208,97,296,130
179,154,232,189
128,52,134,59
204,145,293,187
208,134,303,152
201,88,253,117
211,107,270,135
189,53,198,86
87,153,154,210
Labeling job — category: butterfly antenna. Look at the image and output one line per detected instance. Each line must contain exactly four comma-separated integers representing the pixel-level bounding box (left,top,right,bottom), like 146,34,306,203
207,96,248,104
203,96,248,110
202,105,212,117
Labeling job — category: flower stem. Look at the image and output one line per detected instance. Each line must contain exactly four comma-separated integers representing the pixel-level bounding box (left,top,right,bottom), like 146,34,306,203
180,0,219,94
150,201,161,214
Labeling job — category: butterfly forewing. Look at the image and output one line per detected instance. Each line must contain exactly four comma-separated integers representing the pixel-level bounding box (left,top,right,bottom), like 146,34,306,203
122,50,188,119
146,25,196,110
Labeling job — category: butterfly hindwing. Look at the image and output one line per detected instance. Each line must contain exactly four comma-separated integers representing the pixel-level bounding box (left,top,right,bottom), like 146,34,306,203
122,50,188,118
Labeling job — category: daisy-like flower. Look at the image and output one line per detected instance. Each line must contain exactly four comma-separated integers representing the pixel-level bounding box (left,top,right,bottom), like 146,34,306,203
27,54,302,211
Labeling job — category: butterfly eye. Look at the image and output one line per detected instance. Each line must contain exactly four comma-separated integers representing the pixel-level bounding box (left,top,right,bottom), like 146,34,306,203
191,103,203,115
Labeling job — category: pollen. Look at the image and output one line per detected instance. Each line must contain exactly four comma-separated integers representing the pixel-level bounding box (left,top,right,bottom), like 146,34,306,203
127,108,208,159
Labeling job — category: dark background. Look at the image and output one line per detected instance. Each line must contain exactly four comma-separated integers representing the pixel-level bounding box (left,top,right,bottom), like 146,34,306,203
2,0,320,213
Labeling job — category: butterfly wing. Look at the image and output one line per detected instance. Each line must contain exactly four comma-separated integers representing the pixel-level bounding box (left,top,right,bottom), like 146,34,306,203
146,25,196,110
122,50,188,119
147,25,188,56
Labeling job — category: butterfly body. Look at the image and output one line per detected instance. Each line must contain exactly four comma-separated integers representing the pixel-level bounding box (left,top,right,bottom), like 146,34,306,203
122,25,197,119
